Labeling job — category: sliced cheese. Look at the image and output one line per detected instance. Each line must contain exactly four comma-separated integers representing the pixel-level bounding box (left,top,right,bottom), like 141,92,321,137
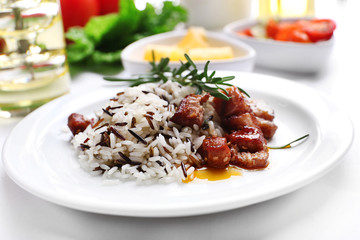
143,27,235,62
188,47,234,61
144,44,185,61
177,27,209,51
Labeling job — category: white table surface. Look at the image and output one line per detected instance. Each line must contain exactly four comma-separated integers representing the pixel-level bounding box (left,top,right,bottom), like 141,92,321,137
1,1,359,239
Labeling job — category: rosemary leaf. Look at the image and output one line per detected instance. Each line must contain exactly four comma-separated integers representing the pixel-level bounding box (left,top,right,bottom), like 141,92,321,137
209,71,216,78
103,53,249,100
103,77,134,82
220,76,236,82
184,54,196,68
204,61,210,82
215,84,229,95
195,86,202,95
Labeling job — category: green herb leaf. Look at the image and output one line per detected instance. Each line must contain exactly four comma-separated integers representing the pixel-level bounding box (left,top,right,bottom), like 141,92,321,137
66,0,187,66
65,28,94,63
104,53,247,101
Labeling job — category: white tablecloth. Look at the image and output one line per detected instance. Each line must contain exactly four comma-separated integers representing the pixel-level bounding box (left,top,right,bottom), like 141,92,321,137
1,1,359,239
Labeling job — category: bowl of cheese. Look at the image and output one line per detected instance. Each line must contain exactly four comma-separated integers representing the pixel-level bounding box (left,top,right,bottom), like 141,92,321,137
121,27,256,74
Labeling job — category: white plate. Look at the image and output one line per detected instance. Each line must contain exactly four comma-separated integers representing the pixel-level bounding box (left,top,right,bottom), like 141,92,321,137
2,72,353,217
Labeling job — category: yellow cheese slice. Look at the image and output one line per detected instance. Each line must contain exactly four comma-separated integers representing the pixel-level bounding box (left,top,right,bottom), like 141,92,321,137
177,27,210,51
144,44,185,61
187,47,234,61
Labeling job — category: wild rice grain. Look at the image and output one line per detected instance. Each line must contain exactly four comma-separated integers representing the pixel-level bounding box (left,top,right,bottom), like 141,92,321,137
102,108,114,117
181,162,187,178
92,118,104,128
109,106,123,110
131,117,136,128
80,144,90,150
109,127,126,140
95,123,109,131
96,132,111,147
149,146,154,157
128,129,147,145
115,122,127,127
145,115,154,129
118,152,131,163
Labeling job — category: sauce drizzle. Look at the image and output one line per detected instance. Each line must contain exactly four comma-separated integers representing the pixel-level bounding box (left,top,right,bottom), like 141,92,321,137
183,166,242,183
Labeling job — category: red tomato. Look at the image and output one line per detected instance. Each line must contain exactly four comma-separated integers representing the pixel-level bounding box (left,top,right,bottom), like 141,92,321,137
238,28,253,37
266,19,279,39
304,19,336,42
266,18,335,43
98,0,120,15
275,28,311,43
60,0,100,32
274,21,311,43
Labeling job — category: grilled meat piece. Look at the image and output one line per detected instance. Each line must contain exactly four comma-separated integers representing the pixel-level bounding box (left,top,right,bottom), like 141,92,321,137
226,126,267,153
247,98,275,121
68,113,92,135
198,136,231,168
230,147,269,169
222,112,261,131
256,117,278,139
213,86,252,118
170,94,209,127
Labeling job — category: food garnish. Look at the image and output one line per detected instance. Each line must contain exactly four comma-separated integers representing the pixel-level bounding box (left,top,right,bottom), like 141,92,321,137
269,134,309,149
104,53,248,101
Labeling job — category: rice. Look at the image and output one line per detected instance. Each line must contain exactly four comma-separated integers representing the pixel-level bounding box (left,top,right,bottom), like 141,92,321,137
71,81,224,184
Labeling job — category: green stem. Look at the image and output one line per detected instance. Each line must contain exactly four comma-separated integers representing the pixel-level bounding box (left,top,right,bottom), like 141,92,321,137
269,134,310,149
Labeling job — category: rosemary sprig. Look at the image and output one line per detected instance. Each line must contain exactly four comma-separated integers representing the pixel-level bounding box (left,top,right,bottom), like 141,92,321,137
268,134,309,149
104,53,249,100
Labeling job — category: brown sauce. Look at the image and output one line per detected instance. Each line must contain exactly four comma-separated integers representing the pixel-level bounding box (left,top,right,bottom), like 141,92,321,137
183,166,242,183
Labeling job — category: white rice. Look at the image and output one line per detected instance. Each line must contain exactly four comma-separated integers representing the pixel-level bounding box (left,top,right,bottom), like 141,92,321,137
71,81,224,184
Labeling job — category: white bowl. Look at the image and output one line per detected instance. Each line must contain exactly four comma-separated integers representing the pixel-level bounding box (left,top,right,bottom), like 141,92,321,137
224,18,335,73
121,30,256,74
